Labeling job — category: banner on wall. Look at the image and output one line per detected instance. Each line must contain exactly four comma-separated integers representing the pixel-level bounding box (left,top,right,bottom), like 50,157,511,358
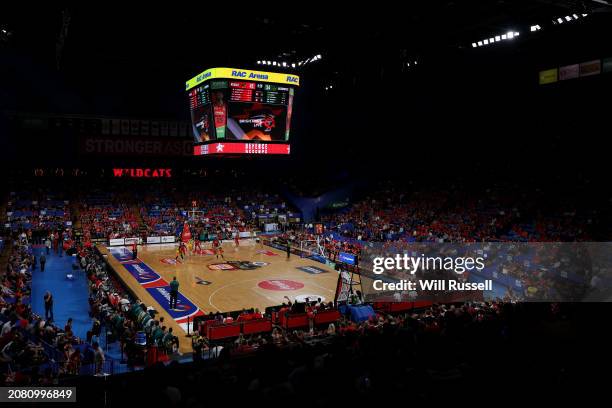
559,64,579,80
539,68,558,85
603,57,612,73
124,237,142,245
580,60,601,77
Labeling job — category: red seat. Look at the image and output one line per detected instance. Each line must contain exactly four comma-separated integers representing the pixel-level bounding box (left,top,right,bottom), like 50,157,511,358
388,302,413,312
200,319,220,335
284,313,309,329
208,323,241,340
314,309,340,325
242,319,272,335
373,302,391,312
412,300,433,309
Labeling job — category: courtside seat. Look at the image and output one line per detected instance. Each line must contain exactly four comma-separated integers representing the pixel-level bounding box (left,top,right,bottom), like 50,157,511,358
388,302,414,313
241,318,272,335
208,323,241,340
373,302,391,313
200,319,221,336
284,313,309,329
314,309,340,325
412,300,434,309
373,301,434,314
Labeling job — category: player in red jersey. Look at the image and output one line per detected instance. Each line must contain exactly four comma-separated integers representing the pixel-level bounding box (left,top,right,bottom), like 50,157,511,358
215,245,224,260
194,238,202,254
179,241,187,259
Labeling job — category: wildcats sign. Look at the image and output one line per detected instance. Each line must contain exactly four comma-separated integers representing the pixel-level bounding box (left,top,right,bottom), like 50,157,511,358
113,168,172,178
186,67,300,90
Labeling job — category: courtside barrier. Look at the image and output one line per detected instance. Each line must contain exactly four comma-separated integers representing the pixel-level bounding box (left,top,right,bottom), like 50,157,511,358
282,313,309,329
108,236,176,246
313,309,341,326
373,301,434,313
208,323,241,340
241,319,273,335
201,318,274,340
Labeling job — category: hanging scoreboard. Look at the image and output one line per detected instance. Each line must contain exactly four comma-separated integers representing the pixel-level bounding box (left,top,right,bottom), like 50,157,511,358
187,67,299,156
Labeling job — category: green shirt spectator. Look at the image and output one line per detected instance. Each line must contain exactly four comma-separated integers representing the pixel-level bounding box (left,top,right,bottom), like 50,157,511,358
170,278,179,294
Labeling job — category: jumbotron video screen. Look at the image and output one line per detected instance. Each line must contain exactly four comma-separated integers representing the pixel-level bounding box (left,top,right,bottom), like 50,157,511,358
187,67,299,156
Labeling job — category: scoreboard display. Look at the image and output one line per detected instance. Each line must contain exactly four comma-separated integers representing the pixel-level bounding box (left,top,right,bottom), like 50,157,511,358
186,67,299,156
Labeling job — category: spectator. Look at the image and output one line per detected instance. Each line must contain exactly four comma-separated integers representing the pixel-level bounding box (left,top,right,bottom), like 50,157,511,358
44,291,53,321
169,277,179,310
92,342,105,375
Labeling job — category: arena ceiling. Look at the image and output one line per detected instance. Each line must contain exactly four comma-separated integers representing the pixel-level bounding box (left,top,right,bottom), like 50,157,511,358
2,2,609,72
1,1,610,117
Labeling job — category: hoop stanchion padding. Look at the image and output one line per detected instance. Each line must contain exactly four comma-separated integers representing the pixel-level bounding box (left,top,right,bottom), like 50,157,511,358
348,305,375,322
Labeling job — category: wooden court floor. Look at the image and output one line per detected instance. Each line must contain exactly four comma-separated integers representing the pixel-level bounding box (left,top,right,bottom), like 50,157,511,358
100,240,338,352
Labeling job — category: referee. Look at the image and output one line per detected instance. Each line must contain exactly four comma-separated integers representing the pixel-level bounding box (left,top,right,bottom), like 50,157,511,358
169,277,179,309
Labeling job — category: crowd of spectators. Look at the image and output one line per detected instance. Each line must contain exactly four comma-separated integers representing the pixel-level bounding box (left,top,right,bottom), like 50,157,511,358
67,300,596,406
78,191,139,240
5,191,72,242
82,246,181,369
0,235,84,385
322,185,598,244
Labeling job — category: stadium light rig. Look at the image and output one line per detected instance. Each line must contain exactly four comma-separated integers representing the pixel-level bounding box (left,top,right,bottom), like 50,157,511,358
256,53,322,70
472,31,520,48
552,13,588,25
471,12,589,49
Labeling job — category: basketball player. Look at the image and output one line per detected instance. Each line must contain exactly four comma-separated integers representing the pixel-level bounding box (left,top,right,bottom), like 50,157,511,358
234,234,240,251
194,238,202,254
179,241,188,259
174,246,182,263
187,239,194,255
216,244,224,260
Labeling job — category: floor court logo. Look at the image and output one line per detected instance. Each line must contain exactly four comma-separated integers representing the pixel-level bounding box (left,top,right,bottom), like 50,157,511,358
257,250,278,256
207,263,236,270
196,277,212,285
258,279,305,291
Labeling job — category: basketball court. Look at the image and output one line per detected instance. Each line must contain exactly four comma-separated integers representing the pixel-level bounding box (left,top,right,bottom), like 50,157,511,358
99,240,338,352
